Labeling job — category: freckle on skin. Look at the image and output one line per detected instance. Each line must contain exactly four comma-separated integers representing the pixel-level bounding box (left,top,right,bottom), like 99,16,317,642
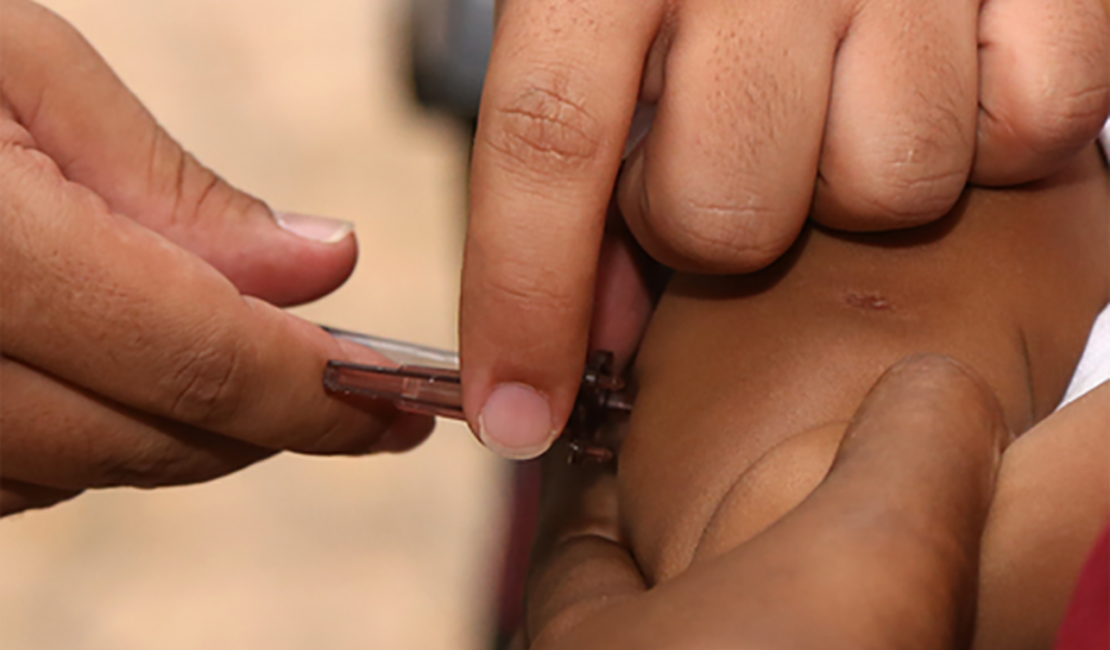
845,291,894,312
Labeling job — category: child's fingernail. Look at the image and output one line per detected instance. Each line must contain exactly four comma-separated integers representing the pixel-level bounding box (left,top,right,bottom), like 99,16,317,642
273,211,353,244
478,383,557,460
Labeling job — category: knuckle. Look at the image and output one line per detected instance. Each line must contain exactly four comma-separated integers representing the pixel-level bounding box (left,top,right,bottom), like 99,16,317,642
1005,84,1110,156
92,433,265,489
93,441,192,489
184,157,265,225
164,149,241,226
147,135,265,229
839,97,973,224
484,73,604,177
0,139,67,194
857,161,967,224
161,321,248,428
854,124,972,223
988,8,1110,157
0,128,39,161
644,194,797,273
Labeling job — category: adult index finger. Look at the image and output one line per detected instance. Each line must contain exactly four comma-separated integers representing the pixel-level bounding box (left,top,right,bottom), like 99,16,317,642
462,0,664,459
0,138,424,455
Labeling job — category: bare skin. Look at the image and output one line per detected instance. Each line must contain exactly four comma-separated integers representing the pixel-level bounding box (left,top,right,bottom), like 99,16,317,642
0,0,434,515
523,145,1109,648
459,0,1110,461
524,355,1016,650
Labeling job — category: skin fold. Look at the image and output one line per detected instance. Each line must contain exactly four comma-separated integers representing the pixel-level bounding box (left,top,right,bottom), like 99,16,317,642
524,145,1109,648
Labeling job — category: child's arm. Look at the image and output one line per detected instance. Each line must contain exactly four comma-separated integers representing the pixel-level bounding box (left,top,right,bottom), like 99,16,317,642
974,383,1110,650
525,356,1008,650
525,145,1108,649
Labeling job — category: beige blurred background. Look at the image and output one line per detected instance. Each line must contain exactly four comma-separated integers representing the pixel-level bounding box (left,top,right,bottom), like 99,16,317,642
0,1,509,648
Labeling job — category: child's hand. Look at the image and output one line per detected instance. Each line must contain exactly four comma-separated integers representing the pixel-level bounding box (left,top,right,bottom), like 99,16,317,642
0,0,432,515
523,355,1010,649
460,0,1109,458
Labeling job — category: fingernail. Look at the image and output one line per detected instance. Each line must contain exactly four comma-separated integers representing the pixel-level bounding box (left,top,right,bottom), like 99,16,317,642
478,383,557,460
273,211,353,244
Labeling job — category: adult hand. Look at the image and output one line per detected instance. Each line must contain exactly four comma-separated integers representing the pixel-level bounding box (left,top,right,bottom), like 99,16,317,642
0,0,432,516
460,0,1110,458
522,355,1010,649
521,359,1110,649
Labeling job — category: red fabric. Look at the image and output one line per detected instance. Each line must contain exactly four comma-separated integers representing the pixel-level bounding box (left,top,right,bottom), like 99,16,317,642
1055,525,1110,650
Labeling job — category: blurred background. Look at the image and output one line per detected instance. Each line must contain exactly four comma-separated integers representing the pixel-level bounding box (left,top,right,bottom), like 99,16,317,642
0,0,515,648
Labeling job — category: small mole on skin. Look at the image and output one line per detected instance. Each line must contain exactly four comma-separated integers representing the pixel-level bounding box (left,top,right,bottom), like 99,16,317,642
844,291,894,312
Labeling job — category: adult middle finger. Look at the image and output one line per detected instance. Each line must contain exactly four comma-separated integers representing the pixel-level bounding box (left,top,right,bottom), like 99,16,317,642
618,0,839,272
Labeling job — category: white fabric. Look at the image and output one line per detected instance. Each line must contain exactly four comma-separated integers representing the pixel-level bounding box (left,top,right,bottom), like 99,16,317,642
1101,120,1110,162
1059,304,1110,409
1055,120,1110,409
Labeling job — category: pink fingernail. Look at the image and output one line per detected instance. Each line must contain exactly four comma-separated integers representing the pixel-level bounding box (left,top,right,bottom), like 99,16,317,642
273,211,353,244
478,383,557,460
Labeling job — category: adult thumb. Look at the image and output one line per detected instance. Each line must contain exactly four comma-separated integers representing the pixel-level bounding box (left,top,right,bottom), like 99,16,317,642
0,0,356,306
